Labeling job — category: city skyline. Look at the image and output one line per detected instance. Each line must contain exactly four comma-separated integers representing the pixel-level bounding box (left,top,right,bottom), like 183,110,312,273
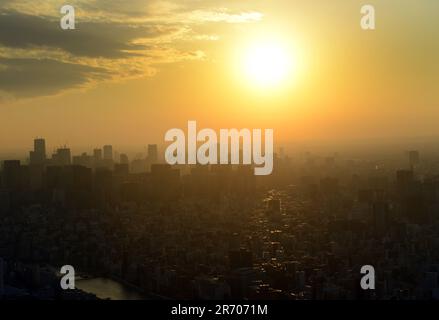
1,0,439,304
2,133,439,300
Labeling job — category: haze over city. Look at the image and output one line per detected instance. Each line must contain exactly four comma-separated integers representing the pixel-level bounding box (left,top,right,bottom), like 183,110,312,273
1,0,439,305
0,0,438,154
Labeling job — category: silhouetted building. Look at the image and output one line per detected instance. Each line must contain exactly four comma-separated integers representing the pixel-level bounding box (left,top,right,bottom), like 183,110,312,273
53,148,71,166
103,145,113,161
114,163,129,176
29,138,46,165
131,159,148,173
148,144,158,163
120,153,129,165
73,153,93,168
93,148,102,161
2,160,21,190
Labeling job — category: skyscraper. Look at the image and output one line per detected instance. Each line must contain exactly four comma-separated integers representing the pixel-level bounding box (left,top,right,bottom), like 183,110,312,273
53,148,71,166
103,145,113,161
93,148,102,161
34,138,46,159
2,160,21,190
29,138,46,165
148,144,158,163
120,153,129,164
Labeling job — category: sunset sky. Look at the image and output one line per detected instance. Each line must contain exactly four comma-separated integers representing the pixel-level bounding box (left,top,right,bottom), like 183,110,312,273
0,0,438,155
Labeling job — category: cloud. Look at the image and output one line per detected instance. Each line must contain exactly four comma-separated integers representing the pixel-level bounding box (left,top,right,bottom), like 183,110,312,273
0,57,109,97
0,9,197,99
189,10,263,24
0,1,263,100
0,11,178,58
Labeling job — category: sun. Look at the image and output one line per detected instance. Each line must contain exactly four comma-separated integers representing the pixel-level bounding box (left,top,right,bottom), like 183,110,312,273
243,41,295,88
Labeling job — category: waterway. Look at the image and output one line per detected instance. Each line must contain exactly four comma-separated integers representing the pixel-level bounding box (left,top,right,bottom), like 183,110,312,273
76,277,149,300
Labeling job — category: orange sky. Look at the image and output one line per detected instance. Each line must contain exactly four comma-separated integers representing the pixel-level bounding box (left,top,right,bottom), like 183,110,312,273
0,0,438,154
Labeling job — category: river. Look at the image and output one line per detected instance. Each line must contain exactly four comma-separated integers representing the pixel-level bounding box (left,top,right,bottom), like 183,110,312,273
76,277,149,300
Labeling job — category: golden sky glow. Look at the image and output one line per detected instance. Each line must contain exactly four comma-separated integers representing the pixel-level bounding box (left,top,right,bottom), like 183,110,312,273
0,0,439,153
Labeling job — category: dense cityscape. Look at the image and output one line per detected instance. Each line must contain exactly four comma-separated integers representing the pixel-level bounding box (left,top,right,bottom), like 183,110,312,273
1,138,439,300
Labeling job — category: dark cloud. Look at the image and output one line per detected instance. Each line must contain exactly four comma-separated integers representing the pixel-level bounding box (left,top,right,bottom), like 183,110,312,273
0,9,183,99
0,57,109,97
0,10,177,58
0,2,240,100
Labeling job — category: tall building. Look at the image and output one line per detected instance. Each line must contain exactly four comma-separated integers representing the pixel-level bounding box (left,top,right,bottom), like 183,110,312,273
103,145,113,161
114,163,129,176
120,153,129,164
53,148,71,166
34,138,46,160
93,148,103,168
29,138,46,165
2,160,21,190
93,148,102,161
148,144,158,163
73,153,93,168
